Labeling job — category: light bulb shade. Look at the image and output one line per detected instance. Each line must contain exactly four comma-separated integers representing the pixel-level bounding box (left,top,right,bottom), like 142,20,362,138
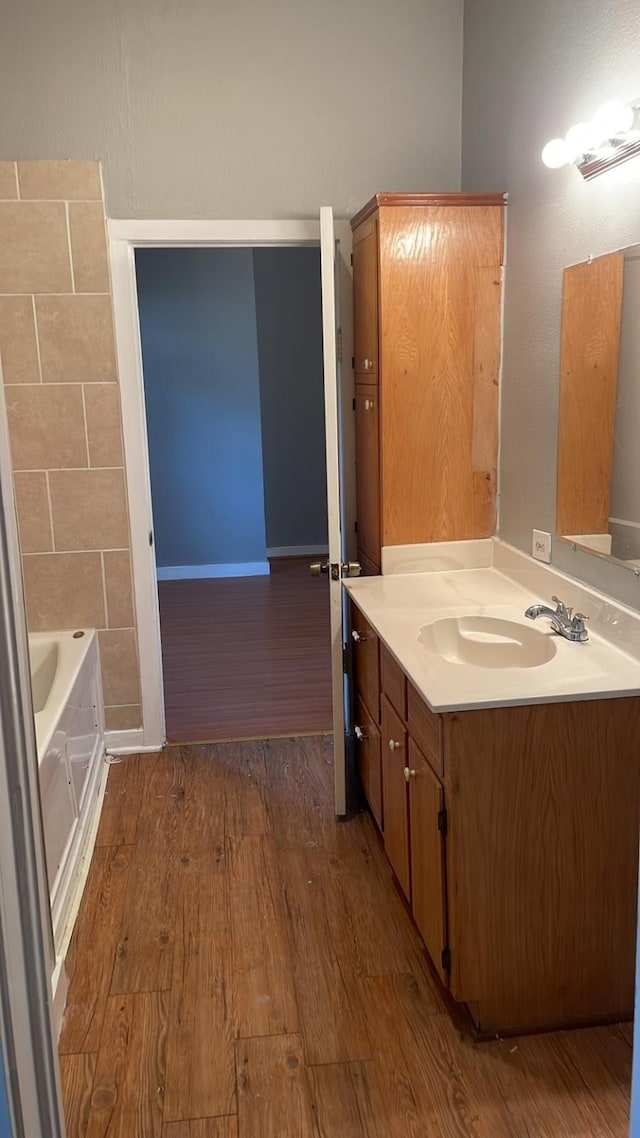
542,138,569,169
592,100,635,140
564,122,596,160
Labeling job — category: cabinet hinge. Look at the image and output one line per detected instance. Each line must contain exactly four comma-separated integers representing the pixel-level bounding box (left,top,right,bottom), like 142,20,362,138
352,356,355,372
354,520,358,534
441,947,451,972
350,252,353,266
352,396,356,410
437,808,448,836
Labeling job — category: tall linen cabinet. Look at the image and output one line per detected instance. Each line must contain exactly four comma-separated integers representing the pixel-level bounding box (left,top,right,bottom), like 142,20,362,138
351,193,505,573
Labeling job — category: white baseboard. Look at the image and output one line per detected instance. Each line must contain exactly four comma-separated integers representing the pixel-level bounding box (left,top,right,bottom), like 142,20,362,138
105,727,161,755
267,545,329,558
156,561,270,581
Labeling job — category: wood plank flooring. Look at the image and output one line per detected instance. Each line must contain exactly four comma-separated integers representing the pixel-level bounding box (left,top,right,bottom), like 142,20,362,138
158,558,332,742
59,736,632,1137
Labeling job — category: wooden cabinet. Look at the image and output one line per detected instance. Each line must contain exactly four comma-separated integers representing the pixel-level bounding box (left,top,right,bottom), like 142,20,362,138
354,385,380,569
408,739,447,984
349,595,640,1036
351,193,505,572
380,694,410,899
354,694,382,830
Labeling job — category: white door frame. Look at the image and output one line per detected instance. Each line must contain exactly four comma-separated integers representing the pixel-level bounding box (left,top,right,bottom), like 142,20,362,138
108,218,354,752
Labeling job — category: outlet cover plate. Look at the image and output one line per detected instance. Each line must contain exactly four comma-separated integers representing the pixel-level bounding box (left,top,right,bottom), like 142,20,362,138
532,529,552,563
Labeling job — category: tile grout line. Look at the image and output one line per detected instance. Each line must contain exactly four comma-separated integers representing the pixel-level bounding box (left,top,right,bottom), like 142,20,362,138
0,292,110,298
13,162,19,200
22,546,130,555
65,201,76,294
80,383,91,468
100,551,110,629
44,471,56,553
31,294,43,384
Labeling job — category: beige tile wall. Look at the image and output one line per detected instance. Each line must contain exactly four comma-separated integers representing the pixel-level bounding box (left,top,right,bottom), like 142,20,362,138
0,160,142,732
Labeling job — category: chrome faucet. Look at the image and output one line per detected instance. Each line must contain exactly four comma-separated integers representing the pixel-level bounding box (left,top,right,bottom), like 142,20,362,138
524,595,589,642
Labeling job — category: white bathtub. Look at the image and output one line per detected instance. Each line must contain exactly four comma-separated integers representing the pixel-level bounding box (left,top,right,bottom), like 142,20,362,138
29,630,106,1028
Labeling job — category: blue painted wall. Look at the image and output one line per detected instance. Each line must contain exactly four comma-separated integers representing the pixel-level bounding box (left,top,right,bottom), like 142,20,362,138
136,248,268,571
253,248,328,552
0,1047,12,1138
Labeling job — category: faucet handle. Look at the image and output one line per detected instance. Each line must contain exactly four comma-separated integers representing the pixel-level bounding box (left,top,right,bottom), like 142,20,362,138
571,612,589,629
552,596,572,619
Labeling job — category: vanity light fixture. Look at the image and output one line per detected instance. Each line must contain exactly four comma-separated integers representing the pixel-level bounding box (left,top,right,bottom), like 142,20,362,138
542,98,640,180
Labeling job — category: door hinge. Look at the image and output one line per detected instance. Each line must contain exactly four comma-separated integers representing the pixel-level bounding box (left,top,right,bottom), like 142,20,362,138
336,327,342,363
437,808,448,836
441,947,451,972
354,520,358,534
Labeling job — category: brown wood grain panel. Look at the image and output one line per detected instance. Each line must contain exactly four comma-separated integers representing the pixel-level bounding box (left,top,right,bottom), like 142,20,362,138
350,598,380,724
264,734,356,855
221,740,271,838
378,206,502,545
407,683,443,777
556,251,624,537
158,560,331,742
408,740,447,983
180,745,227,853
95,755,145,847
163,1123,237,1138
236,1034,316,1138
354,384,381,566
278,846,372,1065
163,849,235,1122
307,1060,383,1138
357,548,380,577
161,1119,236,1138
229,835,298,1039
351,192,506,230
354,694,382,828
380,695,410,898
85,991,167,1138
60,845,131,1054
380,643,407,720
444,698,640,1032
59,1052,96,1138
353,220,379,378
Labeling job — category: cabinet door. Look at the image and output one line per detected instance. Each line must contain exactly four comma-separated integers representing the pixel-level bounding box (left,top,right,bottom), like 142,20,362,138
351,600,379,724
353,220,379,379
355,385,381,571
354,694,382,829
381,694,410,898
408,739,448,983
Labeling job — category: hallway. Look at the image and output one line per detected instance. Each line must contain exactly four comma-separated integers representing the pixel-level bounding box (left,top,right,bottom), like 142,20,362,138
59,737,632,1136
158,558,332,742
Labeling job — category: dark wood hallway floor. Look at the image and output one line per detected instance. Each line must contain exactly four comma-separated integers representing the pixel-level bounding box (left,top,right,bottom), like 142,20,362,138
157,559,332,742
58,736,632,1137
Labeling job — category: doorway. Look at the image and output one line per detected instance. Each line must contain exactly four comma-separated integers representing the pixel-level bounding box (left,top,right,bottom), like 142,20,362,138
134,245,331,742
109,217,355,761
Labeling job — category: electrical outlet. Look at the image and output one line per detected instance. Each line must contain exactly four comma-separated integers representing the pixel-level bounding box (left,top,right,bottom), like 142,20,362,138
532,529,551,563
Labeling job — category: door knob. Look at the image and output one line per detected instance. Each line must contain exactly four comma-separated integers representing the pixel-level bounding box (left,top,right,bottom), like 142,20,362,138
389,739,403,752
403,766,416,782
342,561,361,578
310,561,329,577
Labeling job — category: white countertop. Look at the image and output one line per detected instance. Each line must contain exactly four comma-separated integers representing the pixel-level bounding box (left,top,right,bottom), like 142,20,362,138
344,551,640,713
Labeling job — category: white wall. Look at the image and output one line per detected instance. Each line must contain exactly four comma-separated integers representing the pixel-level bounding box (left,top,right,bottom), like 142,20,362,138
463,0,640,608
0,0,463,219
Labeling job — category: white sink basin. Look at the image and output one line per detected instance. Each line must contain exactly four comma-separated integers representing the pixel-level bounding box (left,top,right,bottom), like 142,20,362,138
418,616,558,669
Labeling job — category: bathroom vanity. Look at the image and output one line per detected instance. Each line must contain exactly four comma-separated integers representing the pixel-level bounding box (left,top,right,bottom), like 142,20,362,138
346,542,640,1036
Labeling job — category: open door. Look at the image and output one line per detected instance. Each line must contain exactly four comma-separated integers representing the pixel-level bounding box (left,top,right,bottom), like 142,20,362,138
317,206,357,816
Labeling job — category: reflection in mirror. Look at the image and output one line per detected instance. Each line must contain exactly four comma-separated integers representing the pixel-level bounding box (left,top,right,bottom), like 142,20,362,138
556,243,640,570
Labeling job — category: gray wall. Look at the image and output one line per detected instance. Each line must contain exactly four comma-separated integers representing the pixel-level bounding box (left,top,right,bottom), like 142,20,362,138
611,255,640,536
253,248,328,552
463,0,640,608
136,248,268,570
0,0,462,219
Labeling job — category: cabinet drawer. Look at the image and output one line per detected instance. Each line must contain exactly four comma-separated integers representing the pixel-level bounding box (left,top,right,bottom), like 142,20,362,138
381,643,406,721
351,601,379,724
381,695,410,899
354,694,382,830
408,683,443,777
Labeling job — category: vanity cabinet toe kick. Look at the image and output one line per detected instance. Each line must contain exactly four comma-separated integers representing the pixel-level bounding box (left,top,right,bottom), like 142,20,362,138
349,596,640,1037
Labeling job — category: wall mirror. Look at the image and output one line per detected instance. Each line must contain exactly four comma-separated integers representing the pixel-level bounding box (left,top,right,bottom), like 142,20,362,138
556,242,640,570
